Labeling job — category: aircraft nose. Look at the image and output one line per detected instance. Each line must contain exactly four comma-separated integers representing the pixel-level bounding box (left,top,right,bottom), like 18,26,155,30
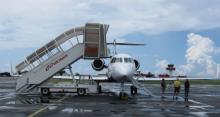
116,65,133,79
119,69,130,77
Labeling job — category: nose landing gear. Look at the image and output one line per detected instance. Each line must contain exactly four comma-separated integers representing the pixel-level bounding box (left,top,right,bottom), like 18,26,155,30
119,82,128,100
119,92,128,100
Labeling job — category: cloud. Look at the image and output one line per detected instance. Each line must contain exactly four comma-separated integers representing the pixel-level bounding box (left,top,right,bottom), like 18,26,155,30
0,0,220,50
1,0,220,74
155,59,169,70
215,48,220,54
0,63,11,72
154,33,220,76
178,33,219,76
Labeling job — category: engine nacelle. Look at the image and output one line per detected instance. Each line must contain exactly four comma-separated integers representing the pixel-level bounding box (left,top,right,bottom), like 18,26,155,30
134,59,140,70
92,59,105,71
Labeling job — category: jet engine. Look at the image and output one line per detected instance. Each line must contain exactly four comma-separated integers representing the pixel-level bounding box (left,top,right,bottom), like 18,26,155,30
92,59,105,71
134,59,140,70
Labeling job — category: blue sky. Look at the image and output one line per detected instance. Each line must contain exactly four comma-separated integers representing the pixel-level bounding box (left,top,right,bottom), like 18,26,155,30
0,0,220,76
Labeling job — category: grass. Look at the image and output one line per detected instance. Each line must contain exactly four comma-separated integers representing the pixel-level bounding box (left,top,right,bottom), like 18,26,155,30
186,79,220,85
141,79,220,85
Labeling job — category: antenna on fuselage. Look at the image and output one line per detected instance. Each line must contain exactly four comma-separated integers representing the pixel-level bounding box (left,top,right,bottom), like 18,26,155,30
113,39,117,55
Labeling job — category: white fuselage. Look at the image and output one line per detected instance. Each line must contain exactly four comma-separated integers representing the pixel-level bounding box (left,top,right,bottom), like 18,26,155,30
107,54,136,82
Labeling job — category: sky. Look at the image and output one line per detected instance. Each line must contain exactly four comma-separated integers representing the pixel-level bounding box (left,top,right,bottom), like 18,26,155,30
0,0,220,76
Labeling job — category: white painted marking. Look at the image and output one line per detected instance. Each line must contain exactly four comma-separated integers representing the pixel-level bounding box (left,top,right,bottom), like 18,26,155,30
189,99,214,108
62,108,73,113
48,106,57,110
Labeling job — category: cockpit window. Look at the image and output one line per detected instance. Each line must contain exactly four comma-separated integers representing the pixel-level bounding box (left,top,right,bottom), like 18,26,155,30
111,57,123,63
111,58,116,63
116,58,123,63
124,58,133,63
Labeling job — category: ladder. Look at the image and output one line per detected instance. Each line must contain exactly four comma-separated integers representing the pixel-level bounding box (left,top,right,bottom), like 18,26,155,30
129,77,154,97
16,23,109,93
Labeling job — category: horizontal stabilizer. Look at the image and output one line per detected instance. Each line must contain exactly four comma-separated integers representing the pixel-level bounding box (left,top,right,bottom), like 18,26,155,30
107,42,145,46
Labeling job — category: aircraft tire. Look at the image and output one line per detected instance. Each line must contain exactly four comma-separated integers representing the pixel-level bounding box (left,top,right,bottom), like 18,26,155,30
130,86,138,95
134,86,138,94
130,86,134,95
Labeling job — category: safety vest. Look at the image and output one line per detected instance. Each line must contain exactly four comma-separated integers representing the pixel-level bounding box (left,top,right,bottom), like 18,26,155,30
174,80,181,88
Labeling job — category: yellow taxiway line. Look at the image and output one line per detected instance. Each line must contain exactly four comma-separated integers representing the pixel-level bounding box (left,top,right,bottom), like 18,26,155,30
27,96,67,117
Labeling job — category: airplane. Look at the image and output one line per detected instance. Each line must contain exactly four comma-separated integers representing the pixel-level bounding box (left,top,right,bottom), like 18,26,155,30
91,53,143,98
92,53,138,95
89,41,153,99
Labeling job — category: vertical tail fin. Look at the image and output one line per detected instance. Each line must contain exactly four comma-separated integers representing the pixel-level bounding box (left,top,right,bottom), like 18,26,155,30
10,63,14,75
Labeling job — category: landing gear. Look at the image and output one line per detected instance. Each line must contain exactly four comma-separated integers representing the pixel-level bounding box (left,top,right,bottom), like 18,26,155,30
98,85,102,94
97,82,102,94
119,82,128,100
130,85,137,95
119,92,128,100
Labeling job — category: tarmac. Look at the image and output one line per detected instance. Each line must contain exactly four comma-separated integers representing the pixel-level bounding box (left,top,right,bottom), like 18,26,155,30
0,83,220,117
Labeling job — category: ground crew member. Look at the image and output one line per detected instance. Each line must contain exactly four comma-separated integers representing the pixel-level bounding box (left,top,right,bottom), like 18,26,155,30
161,78,166,98
173,78,181,100
184,79,190,101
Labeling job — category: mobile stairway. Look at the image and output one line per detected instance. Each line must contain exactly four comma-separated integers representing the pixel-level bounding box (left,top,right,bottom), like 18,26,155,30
129,77,154,97
16,23,109,94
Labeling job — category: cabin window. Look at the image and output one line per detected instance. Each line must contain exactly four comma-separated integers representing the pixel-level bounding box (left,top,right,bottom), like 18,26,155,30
124,58,132,63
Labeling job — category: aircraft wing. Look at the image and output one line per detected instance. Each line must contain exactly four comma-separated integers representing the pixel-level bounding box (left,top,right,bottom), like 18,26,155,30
134,76,217,81
53,75,108,80
53,75,217,81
